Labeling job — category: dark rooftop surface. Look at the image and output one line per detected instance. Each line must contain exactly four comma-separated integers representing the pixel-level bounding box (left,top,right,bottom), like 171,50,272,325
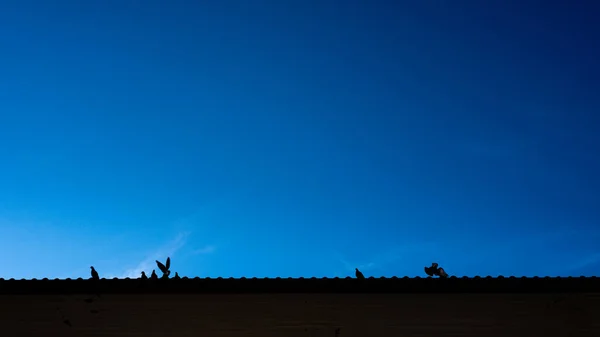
1,276,599,295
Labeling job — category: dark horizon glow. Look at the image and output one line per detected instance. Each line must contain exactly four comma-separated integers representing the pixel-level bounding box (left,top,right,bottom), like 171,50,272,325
0,1,599,279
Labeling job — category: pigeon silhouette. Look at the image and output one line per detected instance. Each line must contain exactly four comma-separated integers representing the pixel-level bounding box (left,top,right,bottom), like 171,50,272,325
156,257,171,277
425,262,437,276
355,268,365,279
140,271,148,280
150,270,158,280
425,263,449,278
90,266,99,280
173,272,180,279
424,263,439,277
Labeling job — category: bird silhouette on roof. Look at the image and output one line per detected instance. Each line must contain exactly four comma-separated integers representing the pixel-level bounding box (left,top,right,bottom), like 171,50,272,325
90,266,99,280
424,263,438,277
150,270,158,280
424,262,449,278
140,271,148,280
355,268,365,279
156,257,171,278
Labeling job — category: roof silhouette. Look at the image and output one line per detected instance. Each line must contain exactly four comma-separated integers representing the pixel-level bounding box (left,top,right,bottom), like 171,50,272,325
0,276,598,295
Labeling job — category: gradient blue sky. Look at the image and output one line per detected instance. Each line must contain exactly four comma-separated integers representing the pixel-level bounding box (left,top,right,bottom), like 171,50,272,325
0,1,599,279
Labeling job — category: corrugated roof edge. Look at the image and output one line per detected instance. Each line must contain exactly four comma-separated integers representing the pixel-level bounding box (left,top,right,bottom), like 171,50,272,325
0,276,599,295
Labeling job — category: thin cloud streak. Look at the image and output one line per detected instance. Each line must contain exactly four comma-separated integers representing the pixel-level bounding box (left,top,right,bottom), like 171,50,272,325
108,232,190,279
566,253,600,274
191,245,216,255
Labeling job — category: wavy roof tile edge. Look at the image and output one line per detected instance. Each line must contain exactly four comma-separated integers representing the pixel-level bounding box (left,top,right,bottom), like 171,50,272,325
0,276,599,295
0,276,598,281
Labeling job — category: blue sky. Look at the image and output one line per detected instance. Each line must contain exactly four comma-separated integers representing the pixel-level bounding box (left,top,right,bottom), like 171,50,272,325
0,1,599,279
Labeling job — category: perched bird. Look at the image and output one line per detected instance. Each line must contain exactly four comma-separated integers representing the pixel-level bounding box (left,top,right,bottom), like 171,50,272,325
425,263,449,278
150,270,158,280
424,263,438,277
140,271,148,280
173,272,180,279
90,266,99,280
355,268,365,279
156,257,171,278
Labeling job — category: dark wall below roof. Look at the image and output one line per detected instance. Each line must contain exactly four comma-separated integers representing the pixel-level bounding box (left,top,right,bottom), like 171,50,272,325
1,293,599,337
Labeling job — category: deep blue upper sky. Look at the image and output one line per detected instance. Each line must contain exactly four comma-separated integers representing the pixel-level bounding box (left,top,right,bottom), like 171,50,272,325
0,1,599,279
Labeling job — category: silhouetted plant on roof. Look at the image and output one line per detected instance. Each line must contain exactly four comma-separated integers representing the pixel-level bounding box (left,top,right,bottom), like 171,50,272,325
156,257,171,279
140,271,148,280
173,272,181,279
424,262,449,278
150,270,158,280
355,268,365,279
